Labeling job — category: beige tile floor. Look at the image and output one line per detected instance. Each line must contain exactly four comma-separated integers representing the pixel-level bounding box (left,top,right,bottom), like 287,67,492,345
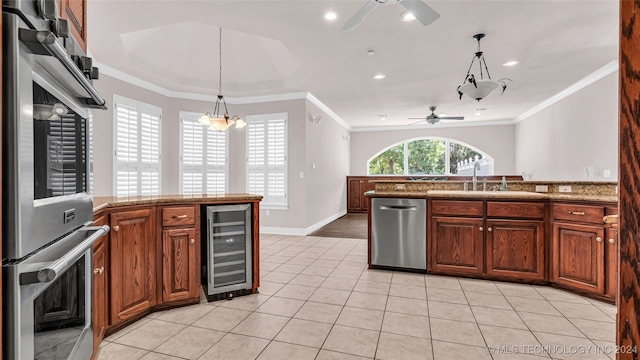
96,234,618,360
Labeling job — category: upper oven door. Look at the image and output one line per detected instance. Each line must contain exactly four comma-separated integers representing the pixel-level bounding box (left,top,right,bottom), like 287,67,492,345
3,11,96,259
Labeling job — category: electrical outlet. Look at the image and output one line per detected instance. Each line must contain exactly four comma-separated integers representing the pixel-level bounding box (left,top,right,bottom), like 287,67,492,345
603,169,611,178
535,185,548,192
299,172,304,179
559,185,572,193
265,209,270,216
395,184,406,190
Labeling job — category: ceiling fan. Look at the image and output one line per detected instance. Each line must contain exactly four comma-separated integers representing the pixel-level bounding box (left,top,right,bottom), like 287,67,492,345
408,106,464,125
341,0,440,31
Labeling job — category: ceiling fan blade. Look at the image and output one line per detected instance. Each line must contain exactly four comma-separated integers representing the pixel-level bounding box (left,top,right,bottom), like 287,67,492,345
407,117,427,120
440,116,465,120
408,120,425,125
341,1,378,31
400,0,440,26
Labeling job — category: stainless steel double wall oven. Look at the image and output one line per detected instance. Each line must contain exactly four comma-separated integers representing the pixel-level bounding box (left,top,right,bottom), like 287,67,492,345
2,1,109,359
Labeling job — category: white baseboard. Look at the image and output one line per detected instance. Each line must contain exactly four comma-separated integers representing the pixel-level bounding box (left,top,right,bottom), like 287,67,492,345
260,210,347,236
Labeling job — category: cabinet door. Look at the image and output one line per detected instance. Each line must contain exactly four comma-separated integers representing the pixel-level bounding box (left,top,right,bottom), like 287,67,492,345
347,178,362,212
58,0,87,52
362,180,376,212
109,208,156,325
552,222,605,293
605,226,618,298
162,228,200,303
431,217,484,274
92,214,109,356
486,220,545,280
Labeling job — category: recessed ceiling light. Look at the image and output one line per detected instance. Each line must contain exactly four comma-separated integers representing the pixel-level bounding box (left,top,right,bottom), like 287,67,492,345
503,60,520,67
324,11,338,21
379,115,387,121
475,111,482,116
401,12,416,22
439,113,448,117
373,74,386,80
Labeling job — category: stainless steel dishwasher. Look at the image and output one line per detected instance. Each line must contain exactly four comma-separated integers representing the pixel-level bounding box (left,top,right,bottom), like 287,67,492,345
371,198,427,270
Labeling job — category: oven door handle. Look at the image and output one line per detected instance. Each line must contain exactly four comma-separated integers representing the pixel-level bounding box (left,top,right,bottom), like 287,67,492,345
19,28,108,110
35,225,110,283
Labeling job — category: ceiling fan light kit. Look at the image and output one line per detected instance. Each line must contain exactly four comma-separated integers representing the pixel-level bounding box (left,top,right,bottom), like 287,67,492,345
457,33,512,102
408,106,464,125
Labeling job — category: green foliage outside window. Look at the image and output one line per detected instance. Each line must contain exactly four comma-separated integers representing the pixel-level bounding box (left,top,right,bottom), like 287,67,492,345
368,138,491,176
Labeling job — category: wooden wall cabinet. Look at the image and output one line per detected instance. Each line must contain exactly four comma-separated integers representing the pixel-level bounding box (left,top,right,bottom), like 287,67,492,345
58,0,87,52
109,206,157,325
160,205,200,304
551,203,610,295
92,213,109,357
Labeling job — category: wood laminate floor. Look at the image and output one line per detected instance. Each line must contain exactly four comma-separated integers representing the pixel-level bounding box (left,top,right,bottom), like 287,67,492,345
309,213,367,239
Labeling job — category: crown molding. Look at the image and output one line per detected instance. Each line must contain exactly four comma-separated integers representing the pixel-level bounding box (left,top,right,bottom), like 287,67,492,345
350,119,515,132
513,60,618,124
95,61,351,130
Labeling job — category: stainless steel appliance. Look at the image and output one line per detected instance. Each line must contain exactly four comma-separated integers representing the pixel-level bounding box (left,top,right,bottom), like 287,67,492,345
3,1,109,359
371,198,427,270
203,204,253,301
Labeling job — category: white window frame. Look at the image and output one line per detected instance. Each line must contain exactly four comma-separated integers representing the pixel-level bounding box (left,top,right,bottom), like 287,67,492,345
367,137,494,176
112,95,162,196
178,111,230,194
246,112,288,210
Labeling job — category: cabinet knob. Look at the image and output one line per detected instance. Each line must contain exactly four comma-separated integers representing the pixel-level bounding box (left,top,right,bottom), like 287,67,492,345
190,239,195,244
596,237,602,242
113,225,120,232
93,267,104,275
479,227,484,232
487,227,492,232
608,238,615,244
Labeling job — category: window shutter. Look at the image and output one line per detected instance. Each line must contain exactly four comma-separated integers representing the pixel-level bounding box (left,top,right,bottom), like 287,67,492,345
113,96,161,197
48,114,85,196
179,112,228,195
246,113,287,209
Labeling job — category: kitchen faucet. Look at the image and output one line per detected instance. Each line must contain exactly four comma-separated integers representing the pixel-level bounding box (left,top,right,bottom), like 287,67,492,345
472,160,481,191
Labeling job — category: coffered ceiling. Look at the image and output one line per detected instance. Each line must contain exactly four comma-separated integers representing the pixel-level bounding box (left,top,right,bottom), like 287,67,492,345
88,1,619,129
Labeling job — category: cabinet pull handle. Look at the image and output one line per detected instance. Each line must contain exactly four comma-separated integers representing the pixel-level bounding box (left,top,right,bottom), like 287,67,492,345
173,214,188,219
596,237,602,242
479,227,483,232
93,267,104,275
190,239,195,244
487,227,492,232
608,238,615,244
569,211,586,215
113,225,120,232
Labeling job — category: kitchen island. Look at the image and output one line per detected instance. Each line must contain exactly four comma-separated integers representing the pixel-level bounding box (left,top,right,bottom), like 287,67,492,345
365,180,618,304
91,194,262,360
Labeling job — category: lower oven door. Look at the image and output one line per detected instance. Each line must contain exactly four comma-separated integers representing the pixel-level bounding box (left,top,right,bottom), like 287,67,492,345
3,225,109,360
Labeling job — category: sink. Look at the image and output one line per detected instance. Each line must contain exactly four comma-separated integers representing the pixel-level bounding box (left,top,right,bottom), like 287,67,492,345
427,190,546,198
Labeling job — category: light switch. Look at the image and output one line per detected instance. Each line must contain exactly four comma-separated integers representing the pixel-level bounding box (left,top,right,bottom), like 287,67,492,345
559,185,572,193
299,172,304,179
535,185,548,192
603,169,611,178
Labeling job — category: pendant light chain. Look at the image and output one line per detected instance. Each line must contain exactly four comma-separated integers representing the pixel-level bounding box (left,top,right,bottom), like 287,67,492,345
218,27,223,96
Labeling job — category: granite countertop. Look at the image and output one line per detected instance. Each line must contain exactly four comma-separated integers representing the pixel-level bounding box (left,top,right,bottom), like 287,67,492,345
370,179,618,185
93,193,263,212
365,190,618,203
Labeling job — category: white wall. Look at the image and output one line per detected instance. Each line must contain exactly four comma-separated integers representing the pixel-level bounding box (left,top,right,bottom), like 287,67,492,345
350,125,516,176
514,72,618,180
92,75,349,232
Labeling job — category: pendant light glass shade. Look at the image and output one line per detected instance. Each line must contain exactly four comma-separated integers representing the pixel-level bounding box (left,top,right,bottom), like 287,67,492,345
457,34,511,102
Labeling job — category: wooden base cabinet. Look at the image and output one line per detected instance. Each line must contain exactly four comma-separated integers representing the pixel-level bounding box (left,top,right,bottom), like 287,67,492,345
552,222,605,294
109,207,157,325
431,217,484,274
486,220,545,280
605,226,618,298
92,214,109,359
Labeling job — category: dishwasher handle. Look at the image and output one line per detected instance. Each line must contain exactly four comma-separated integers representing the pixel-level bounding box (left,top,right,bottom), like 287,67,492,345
379,205,418,211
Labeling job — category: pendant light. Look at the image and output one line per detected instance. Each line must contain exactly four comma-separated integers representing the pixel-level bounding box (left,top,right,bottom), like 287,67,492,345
198,27,246,131
456,34,512,102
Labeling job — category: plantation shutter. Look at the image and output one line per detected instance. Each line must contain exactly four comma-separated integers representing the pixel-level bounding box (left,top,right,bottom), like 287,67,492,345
48,113,85,196
113,96,162,197
180,112,228,195
246,113,287,209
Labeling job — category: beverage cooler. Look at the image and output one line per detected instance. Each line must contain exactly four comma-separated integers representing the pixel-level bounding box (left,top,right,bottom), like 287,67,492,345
202,204,253,301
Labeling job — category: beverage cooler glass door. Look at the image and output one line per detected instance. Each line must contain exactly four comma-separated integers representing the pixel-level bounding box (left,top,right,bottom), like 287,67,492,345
206,204,252,295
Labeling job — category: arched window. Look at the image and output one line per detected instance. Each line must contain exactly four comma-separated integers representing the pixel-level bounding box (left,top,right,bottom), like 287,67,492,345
368,138,494,176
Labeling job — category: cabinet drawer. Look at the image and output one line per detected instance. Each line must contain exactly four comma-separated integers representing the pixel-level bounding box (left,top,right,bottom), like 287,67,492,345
431,200,483,216
487,202,545,219
553,203,604,224
163,206,196,227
